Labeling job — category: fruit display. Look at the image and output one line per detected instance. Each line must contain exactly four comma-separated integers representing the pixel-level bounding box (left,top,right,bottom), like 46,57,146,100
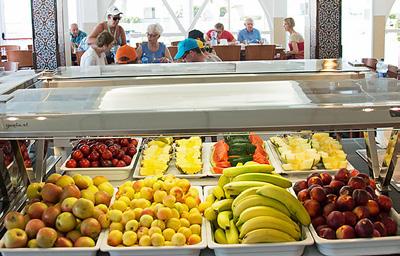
270,133,347,171
106,175,204,247
0,140,32,168
139,138,173,176
65,138,139,168
204,162,311,244
211,133,269,174
175,137,202,174
293,168,398,239
2,174,113,249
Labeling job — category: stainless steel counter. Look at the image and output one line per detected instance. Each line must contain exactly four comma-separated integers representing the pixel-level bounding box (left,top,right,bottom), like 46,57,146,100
0,70,41,95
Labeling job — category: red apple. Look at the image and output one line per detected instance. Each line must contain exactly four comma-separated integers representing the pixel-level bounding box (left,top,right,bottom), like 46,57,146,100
122,155,132,165
126,147,137,157
65,159,77,168
91,161,100,167
71,150,83,161
79,159,90,168
116,160,126,167
334,168,350,183
79,145,90,156
87,151,100,161
101,150,113,160
377,195,393,212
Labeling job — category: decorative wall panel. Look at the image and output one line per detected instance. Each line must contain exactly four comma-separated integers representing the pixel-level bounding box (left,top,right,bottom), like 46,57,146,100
316,0,341,58
31,0,59,70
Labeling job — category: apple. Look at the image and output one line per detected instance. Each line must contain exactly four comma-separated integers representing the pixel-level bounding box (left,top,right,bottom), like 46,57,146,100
3,228,28,248
116,160,127,167
56,212,77,233
46,173,62,184
74,236,95,247
36,227,58,248
61,197,78,212
54,237,73,247
87,151,100,161
95,191,111,206
65,159,77,168
66,230,82,243
5,211,26,230
26,182,44,200
25,219,45,239
101,149,113,160
79,144,90,156
72,198,94,219
61,184,81,200
42,205,61,227
80,218,101,239
71,150,84,161
28,202,48,219
79,159,91,168
41,183,62,203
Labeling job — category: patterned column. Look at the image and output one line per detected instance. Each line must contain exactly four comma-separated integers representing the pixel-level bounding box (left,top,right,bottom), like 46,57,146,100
310,0,342,59
31,0,59,70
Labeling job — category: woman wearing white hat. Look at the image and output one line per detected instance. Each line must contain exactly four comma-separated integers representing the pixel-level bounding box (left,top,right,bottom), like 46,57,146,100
87,6,127,63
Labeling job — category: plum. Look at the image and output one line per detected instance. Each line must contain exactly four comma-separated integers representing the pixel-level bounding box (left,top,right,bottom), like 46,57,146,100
303,199,321,218
326,211,345,230
297,189,310,202
329,180,346,194
334,168,350,183
336,195,355,211
323,202,337,218
323,185,334,195
312,216,326,228
355,218,374,238
352,189,370,206
348,176,367,190
293,180,308,194
382,217,397,236
377,195,393,212
353,206,370,220
373,221,387,237
343,211,357,226
310,187,327,203
308,177,323,187
326,194,338,203
339,186,353,196
336,225,356,239
307,172,321,182
366,200,380,217
316,224,329,234
319,172,333,185
318,227,336,239
372,229,381,237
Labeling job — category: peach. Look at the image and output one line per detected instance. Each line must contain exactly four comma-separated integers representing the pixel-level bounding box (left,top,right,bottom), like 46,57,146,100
326,194,338,203
326,211,345,230
334,168,350,183
366,200,380,216
139,187,154,201
336,225,355,239
348,176,367,190
187,234,201,245
98,213,110,229
170,187,184,202
93,176,108,186
157,207,172,220
122,231,137,246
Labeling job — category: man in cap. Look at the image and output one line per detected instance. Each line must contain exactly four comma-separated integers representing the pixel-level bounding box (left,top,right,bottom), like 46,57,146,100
174,38,206,63
116,44,137,64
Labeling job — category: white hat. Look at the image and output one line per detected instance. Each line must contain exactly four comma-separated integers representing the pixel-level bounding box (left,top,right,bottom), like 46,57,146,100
107,6,123,16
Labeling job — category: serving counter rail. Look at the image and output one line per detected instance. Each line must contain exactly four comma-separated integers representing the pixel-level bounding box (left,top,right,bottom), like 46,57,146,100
45,60,369,88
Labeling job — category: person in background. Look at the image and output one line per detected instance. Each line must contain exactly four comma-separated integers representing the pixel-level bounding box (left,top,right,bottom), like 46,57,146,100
284,17,304,59
80,31,114,67
174,38,206,63
87,6,126,64
197,40,222,62
238,18,261,44
205,23,236,44
70,23,87,50
188,29,205,42
136,23,172,64
116,44,137,64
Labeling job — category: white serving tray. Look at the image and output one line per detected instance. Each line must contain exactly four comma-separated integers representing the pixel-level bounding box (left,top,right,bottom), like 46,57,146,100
0,230,105,256
100,186,207,256
60,138,142,181
309,209,400,256
132,142,211,179
266,140,353,175
204,186,314,256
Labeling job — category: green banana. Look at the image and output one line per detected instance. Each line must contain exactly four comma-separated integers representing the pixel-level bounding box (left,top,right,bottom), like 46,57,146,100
223,164,274,177
239,216,300,240
236,206,299,231
233,194,290,218
212,198,234,212
232,173,292,188
257,183,311,226
214,228,228,244
204,207,217,221
217,211,232,230
241,228,296,244
231,187,259,210
223,181,267,197
218,174,231,188
225,220,239,244
213,186,225,200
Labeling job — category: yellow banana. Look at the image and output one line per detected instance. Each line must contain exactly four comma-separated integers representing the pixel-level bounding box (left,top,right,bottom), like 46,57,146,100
223,164,274,177
206,193,216,203
241,228,296,244
236,206,299,231
232,173,292,188
204,207,217,221
233,194,290,218
257,184,311,226
239,216,300,240
212,198,233,212
213,186,225,200
231,187,259,210
223,181,267,197
217,211,232,230
214,228,228,244
225,220,239,244
218,174,231,188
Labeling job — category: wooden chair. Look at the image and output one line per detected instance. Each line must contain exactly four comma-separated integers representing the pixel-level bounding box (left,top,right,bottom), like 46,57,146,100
0,61,19,71
361,58,378,70
76,51,85,66
167,46,178,59
244,45,276,61
212,45,241,61
6,50,33,68
387,65,399,79
171,41,180,46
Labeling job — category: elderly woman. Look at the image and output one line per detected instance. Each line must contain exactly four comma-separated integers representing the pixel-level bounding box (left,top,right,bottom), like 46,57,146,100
136,23,172,63
87,6,126,63
284,17,304,59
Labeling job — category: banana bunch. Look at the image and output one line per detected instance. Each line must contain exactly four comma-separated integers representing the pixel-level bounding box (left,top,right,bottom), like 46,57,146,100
203,162,311,244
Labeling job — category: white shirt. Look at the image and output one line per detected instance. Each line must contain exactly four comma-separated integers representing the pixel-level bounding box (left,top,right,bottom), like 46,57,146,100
80,47,107,67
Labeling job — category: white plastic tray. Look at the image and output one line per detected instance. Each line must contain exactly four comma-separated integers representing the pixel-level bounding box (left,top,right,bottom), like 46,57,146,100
0,230,105,256
132,142,212,179
266,140,353,175
204,186,314,256
310,209,400,256
100,186,207,256
60,138,142,180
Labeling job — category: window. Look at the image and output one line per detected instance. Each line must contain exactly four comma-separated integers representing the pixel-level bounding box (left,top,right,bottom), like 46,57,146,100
287,0,309,57
342,0,373,61
0,0,32,47
385,0,400,65
113,0,271,45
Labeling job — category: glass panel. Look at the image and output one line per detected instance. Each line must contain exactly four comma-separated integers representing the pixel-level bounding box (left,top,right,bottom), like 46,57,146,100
385,0,400,66
386,0,400,29
287,0,308,45
3,0,32,39
165,0,194,31
196,0,230,34
342,0,373,60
